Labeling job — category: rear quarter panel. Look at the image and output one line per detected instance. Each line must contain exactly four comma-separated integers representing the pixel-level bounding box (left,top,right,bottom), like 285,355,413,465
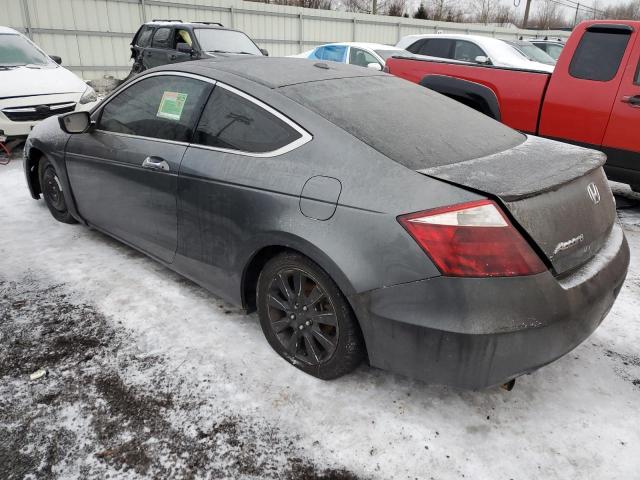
386,57,550,133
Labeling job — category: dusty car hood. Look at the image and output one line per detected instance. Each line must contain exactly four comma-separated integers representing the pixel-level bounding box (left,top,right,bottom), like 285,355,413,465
0,65,86,99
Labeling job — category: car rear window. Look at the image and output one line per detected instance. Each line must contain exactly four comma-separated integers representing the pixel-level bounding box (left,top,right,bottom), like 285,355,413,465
136,26,154,47
279,75,525,170
569,28,631,82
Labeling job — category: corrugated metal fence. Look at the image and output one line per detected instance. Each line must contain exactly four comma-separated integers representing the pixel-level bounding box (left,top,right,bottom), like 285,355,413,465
5,0,570,80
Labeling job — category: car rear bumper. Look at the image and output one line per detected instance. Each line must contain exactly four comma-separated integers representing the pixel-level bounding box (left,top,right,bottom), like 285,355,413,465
351,223,629,389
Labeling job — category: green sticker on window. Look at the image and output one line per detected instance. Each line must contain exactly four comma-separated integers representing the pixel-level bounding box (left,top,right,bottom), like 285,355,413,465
157,91,188,121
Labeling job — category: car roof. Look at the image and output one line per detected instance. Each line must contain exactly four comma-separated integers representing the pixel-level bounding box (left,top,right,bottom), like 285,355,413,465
315,42,402,50
142,21,228,30
0,26,21,35
154,56,386,89
400,34,511,47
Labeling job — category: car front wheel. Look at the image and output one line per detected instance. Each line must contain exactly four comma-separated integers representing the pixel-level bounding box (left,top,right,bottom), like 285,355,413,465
257,252,365,380
39,156,77,224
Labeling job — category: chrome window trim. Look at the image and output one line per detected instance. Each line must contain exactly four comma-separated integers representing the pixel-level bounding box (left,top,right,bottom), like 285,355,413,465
93,71,312,157
190,81,312,158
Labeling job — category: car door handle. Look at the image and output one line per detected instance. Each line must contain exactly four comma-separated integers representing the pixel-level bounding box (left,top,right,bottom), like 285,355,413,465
621,95,640,107
142,157,170,172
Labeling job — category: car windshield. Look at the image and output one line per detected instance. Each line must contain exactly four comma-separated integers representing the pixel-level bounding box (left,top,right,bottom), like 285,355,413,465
374,49,407,61
194,29,261,55
0,33,52,67
509,42,556,65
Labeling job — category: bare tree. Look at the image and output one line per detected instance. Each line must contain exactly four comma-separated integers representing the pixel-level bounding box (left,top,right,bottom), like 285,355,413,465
601,0,640,19
467,0,516,25
342,0,371,13
528,0,570,29
382,0,407,17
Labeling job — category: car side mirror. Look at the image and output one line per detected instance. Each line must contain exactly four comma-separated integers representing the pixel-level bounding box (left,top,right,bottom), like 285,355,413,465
49,55,62,65
474,55,490,65
260,48,269,56
367,63,382,71
58,111,92,134
176,43,194,55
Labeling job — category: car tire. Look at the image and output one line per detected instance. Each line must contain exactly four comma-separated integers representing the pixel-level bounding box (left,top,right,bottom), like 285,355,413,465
38,156,77,224
257,252,365,380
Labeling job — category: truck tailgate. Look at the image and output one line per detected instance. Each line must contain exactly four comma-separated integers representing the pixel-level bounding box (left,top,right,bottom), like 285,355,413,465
419,136,617,275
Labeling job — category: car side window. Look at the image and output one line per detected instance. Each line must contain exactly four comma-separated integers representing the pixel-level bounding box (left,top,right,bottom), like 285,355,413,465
98,75,212,142
194,85,302,153
420,39,453,58
174,29,193,49
349,47,379,68
569,29,631,82
406,39,427,55
319,45,347,63
453,41,485,62
136,26,154,47
151,27,172,49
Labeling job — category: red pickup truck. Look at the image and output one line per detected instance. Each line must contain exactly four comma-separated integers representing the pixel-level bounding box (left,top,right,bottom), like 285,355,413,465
386,21,640,191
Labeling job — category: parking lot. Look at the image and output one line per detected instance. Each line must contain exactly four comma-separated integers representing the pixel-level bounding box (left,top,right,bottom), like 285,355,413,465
1,155,639,479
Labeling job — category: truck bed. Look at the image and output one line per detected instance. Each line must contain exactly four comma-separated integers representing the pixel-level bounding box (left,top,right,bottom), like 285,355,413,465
386,56,552,134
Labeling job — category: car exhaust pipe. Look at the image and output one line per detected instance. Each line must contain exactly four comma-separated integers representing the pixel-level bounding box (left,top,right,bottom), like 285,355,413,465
500,379,516,391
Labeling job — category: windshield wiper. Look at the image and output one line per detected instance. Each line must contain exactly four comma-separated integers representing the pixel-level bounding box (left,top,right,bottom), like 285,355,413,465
207,50,254,55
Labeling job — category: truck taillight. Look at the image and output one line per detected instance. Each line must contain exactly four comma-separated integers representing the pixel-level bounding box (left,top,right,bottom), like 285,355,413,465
398,200,546,277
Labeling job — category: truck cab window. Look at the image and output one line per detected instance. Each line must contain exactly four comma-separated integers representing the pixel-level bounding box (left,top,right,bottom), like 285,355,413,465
569,29,630,82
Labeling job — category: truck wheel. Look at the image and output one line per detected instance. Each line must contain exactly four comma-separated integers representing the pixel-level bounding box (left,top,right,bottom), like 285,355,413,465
257,252,365,380
38,156,77,224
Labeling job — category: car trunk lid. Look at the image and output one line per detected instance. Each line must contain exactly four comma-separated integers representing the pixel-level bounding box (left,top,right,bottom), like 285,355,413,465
418,136,617,275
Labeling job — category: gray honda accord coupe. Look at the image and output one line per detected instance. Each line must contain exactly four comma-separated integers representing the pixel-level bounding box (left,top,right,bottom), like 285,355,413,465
24,57,629,389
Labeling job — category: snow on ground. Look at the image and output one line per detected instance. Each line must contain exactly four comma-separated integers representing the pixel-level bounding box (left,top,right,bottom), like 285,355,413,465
1,157,639,479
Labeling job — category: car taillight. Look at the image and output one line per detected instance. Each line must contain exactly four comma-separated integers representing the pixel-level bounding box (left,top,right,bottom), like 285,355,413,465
398,200,546,277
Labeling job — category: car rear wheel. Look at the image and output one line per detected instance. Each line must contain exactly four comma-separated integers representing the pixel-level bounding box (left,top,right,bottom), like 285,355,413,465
257,252,365,379
39,156,77,224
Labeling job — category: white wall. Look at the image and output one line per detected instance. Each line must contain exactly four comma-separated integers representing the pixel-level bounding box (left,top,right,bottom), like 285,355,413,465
5,0,570,80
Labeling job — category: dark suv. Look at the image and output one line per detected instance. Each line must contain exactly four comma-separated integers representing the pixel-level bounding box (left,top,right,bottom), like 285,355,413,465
126,20,267,78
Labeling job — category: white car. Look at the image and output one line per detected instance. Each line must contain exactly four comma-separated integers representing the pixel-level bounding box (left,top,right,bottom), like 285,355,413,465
290,42,407,70
395,34,554,73
0,26,97,142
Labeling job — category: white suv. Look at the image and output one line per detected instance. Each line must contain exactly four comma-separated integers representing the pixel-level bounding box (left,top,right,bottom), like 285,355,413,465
0,27,97,142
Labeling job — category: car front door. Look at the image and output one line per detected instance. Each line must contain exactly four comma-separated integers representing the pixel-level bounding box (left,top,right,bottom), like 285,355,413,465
65,73,213,263
168,28,195,64
348,47,382,69
143,27,173,69
453,40,487,63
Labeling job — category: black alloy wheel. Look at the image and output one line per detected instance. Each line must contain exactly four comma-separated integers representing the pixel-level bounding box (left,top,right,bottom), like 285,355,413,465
257,252,365,379
266,267,339,365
